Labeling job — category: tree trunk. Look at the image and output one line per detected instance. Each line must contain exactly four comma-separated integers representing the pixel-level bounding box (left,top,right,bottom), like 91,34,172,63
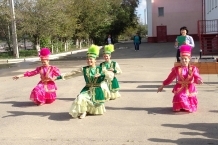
56,41,59,53
64,40,67,51
66,41,69,51
35,37,40,56
79,40,82,49
51,44,54,54
76,39,79,49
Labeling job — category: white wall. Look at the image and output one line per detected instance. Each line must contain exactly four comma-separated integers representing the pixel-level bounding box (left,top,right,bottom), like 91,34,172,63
205,0,218,33
146,0,152,37
205,0,218,20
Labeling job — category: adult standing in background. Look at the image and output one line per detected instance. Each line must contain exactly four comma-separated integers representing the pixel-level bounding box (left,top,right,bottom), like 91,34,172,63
175,26,195,62
133,33,141,51
105,34,114,45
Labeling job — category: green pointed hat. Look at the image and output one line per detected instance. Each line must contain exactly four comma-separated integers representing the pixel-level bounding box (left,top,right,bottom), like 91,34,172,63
87,44,100,58
104,44,114,54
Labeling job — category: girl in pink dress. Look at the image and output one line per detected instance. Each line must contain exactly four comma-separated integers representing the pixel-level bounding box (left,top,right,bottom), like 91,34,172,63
157,45,203,112
13,48,61,106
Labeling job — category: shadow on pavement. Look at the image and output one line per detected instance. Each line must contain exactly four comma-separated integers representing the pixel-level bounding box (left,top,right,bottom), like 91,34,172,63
209,110,218,113
3,111,72,121
148,123,218,145
57,98,75,101
137,85,174,88
119,89,166,92
105,106,190,115
148,138,218,145
203,90,218,92
0,101,34,108
120,81,176,83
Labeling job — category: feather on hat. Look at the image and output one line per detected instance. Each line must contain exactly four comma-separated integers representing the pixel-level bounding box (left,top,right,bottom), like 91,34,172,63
180,45,191,56
87,44,100,58
39,48,51,59
104,44,114,54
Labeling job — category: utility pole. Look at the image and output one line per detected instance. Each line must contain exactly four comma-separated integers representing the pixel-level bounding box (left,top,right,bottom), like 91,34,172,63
10,0,19,58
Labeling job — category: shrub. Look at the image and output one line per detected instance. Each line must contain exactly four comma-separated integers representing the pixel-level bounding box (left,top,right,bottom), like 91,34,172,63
19,50,38,57
0,50,38,58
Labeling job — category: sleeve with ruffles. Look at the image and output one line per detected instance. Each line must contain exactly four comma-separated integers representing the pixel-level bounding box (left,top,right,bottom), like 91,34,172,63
163,67,177,86
193,66,202,84
102,69,114,81
24,67,41,77
114,62,122,74
58,67,83,80
51,66,61,77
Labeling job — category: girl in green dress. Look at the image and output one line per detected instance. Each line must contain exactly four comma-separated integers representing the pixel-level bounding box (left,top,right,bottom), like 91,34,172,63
100,44,122,100
57,45,113,119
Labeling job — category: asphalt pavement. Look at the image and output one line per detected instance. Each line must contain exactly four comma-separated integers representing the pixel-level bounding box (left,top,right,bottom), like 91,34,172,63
0,41,218,145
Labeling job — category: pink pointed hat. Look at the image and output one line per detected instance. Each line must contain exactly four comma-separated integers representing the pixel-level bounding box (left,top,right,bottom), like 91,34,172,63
39,48,51,59
180,45,191,56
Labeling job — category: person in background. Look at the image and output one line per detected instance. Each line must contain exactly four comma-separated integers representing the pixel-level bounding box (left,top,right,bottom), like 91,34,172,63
105,34,114,45
175,26,195,62
133,33,141,51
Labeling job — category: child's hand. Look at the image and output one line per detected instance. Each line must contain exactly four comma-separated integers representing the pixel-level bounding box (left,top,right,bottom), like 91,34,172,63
13,74,23,80
13,76,20,80
95,73,101,78
109,68,114,72
157,85,164,93
197,79,203,84
49,77,55,81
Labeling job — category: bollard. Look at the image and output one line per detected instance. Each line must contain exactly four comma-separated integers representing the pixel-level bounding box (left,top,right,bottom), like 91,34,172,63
199,49,202,59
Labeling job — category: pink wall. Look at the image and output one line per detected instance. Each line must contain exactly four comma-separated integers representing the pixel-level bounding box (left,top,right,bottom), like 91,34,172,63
152,0,202,36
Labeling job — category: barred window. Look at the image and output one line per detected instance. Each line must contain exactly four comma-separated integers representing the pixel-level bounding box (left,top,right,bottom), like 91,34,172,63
158,7,164,17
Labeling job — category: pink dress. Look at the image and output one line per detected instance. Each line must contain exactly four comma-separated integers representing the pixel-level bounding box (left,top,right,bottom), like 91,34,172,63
24,66,60,105
163,65,202,112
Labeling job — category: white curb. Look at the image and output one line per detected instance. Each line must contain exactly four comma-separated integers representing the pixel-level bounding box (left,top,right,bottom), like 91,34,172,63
3,47,102,64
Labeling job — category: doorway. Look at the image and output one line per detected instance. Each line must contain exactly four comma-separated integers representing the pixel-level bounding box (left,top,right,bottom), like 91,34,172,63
157,26,167,42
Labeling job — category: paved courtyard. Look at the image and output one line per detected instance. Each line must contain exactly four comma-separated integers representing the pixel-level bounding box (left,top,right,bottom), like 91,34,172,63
0,41,218,145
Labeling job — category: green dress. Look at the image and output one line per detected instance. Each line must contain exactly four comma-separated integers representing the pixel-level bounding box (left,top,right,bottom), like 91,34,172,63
100,61,122,100
59,66,112,118
80,66,106,106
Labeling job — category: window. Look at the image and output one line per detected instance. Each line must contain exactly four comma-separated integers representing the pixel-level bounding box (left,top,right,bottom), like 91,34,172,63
209,0,211,11
158,7,164,17
212,0,214,9
207,0,211,13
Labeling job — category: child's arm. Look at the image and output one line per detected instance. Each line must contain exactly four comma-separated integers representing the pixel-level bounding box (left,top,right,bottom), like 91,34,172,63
12,74,24,80
163,68,177,85
56,67,83,80
157,85,164,93
108,62,122,74
193,67,203,84
114,63,122,74
157,67,177,93
12,67,40,80
102,69,114,81
52,66,61,77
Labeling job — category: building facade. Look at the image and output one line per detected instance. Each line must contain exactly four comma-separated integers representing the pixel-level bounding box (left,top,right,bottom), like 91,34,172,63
146,0,202,42
199,0,218,54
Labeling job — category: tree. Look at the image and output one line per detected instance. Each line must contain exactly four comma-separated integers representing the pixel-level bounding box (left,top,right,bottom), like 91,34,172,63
0,0,13,51
1,0,141,55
